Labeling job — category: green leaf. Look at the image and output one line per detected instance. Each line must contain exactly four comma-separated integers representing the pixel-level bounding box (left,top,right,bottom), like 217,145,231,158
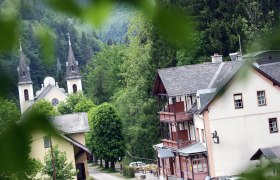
45,0,82,17
82,0,113,27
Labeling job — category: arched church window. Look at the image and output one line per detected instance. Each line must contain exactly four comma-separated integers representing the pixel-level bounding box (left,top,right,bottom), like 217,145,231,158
73,84,77,93
24,89,29,101
71,65,74,71
23,71,26,77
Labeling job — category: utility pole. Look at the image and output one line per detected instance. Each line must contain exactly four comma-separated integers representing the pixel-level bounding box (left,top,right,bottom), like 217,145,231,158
49,135,56,180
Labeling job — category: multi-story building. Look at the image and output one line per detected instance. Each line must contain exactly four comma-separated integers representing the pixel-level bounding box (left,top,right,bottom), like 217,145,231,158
153,51,280,179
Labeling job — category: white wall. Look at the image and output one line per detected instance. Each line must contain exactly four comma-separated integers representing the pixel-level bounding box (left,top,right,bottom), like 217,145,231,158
18,83,34,113
207,68,280,176
42,87,68,105
66,78,82,94
194,114,206,146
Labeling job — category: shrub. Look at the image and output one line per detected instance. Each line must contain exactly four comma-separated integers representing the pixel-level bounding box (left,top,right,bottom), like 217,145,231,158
123,166,135,178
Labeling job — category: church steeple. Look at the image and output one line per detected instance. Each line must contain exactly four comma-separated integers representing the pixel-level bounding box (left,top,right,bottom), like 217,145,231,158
65,33,82,94
65,32,81,80
18,41,32,84
17,41,34,113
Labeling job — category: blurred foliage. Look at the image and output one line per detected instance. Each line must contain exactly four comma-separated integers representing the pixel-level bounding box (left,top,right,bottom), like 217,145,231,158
242,163,280,180
42,145,78,180
0,0,280,178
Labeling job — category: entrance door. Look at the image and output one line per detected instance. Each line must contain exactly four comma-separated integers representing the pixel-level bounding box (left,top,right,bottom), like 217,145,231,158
76,163,86,180
169,158,174,175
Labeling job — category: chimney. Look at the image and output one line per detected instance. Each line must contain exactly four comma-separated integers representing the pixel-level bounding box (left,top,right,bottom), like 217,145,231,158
211,53,223,63
229,52,242,61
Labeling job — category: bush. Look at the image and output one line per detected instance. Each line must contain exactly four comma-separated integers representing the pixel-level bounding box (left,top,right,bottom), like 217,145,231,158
123,166,135,178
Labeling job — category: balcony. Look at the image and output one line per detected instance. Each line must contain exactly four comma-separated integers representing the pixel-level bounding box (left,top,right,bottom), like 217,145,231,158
159,102,192,122
162,139,195,149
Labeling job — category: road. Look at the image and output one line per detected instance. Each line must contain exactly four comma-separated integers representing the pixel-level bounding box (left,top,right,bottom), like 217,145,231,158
88,165,162,180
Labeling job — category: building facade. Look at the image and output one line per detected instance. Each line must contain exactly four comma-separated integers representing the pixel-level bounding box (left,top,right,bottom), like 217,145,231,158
153,51,280,179
17,34,89,180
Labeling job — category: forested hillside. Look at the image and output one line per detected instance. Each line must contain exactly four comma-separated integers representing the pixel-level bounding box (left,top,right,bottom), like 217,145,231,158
1,0,280,161
0,0,102,101
84,0,280,160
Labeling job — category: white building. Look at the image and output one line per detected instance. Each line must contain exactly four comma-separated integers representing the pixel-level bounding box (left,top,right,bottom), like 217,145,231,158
153,51,280,179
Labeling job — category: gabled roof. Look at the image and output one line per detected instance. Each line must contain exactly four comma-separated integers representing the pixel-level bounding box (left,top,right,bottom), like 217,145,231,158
199,62,280,114
259,62,280,83
52,112,90,134
154,61,242,97
155,63,222,96
35,84,66,101
250,146,280,162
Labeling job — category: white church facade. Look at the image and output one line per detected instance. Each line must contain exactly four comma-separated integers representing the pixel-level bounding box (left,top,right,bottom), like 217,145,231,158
17,34,90,180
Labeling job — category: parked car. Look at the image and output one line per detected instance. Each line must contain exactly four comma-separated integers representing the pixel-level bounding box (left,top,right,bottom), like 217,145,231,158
129,161,147,168
211,176,230,180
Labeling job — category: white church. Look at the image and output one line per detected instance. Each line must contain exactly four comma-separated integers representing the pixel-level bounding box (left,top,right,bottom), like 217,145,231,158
17,34,90,180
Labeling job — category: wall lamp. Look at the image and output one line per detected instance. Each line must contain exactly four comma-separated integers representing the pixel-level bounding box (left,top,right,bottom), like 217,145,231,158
212,130,219,144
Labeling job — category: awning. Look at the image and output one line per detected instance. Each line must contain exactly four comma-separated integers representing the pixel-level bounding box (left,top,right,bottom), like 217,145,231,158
178,142,207,156
158,148,175,158
251,146,280,162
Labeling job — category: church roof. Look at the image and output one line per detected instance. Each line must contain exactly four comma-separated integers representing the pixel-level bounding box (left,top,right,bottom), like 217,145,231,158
65,33,81,80
18,44,32,84
52,112,89,134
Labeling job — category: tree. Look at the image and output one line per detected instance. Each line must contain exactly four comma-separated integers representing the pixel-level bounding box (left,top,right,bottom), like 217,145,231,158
0,98,20,135
57,93,94,114
31,99,58,117
74,98,95,113
42,145,77,180
89,103,125,169
84,44,127,104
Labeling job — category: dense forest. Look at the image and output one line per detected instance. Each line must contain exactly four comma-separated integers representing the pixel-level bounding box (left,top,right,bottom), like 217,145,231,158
1,0,280,160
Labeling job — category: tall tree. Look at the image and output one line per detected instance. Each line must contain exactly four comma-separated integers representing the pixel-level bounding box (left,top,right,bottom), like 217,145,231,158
89,103,125,169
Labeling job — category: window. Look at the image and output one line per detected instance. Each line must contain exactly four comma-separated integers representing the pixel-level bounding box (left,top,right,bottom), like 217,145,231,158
51,98,59,106
172,97,176,104
24,89,29,101
71,65,74,71
192,158,207,173
257,91,266,106
234,93,243,109
201,129,205,143
23,71,26,77
73,84,77,93
43,136,50,148
269,118,278,133
196,128,200,141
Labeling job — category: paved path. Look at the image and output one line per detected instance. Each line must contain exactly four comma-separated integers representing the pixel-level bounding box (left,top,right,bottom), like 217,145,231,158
88,165,125,180
88,165,162,180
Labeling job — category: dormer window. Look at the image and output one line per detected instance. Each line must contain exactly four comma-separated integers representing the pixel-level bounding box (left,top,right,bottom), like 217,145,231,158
71,65,74,71
23,71,26,77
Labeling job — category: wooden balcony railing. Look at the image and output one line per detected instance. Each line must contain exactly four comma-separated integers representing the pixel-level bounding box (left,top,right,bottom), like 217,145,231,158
159,111,192,122
162,139,195,149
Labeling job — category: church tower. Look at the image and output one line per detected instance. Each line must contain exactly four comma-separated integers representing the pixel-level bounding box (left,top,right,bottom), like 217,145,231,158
65,33,82,94
17,42,34,113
